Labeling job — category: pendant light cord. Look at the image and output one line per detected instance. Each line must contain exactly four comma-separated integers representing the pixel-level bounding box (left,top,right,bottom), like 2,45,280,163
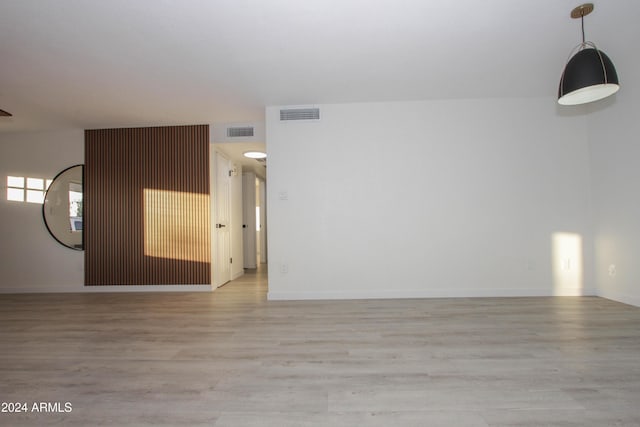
581,13,586,45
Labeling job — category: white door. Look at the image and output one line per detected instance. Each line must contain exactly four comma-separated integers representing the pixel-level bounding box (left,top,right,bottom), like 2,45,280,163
242,172,257,269
214,152,231,287
258,178,267,264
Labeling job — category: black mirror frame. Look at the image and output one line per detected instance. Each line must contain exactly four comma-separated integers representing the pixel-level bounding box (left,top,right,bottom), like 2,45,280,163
42,164,84,251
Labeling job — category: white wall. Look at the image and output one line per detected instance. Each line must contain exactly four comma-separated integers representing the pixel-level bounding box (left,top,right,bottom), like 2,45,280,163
588,5,640,306
0,130,85,292
267,98,594,300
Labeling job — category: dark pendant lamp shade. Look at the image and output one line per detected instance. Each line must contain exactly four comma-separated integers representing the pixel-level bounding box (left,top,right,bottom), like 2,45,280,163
557,3,619,106
558,47,619,105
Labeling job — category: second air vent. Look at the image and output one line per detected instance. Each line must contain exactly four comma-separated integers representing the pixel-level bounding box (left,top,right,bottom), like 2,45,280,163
227,126,254,137
280,108,320,121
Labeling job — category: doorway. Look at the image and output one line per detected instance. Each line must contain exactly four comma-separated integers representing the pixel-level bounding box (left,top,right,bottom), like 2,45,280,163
211,141,267,287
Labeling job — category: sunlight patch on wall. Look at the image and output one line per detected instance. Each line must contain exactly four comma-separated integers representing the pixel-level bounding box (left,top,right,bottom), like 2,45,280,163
551,232,584,296
144,189,210,263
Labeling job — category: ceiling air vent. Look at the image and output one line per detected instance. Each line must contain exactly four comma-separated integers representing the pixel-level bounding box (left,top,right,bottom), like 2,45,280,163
226,126,254,137
280,108,320,121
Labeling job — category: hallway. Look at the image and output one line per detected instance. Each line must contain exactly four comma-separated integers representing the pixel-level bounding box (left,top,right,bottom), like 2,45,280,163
217,265,269,302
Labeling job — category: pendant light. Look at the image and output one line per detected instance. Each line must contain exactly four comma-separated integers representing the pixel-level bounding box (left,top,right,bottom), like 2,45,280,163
558,3,619,105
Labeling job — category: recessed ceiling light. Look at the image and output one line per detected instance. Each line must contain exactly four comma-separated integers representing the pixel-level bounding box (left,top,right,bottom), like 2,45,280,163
243,151,267,159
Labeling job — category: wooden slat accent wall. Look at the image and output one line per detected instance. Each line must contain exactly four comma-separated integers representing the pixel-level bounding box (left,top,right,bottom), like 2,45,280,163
85,125,210,285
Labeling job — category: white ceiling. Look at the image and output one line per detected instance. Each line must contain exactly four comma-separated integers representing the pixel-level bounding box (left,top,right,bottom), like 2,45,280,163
0,0,631,135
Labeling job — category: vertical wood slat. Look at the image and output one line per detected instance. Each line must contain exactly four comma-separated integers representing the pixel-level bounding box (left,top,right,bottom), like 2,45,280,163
85,125,210,285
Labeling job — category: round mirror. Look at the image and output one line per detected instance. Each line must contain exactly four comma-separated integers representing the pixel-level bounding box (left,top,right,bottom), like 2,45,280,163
43,165,84,250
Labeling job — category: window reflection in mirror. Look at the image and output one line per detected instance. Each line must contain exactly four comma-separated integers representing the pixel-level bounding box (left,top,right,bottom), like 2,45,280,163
69,182,83,232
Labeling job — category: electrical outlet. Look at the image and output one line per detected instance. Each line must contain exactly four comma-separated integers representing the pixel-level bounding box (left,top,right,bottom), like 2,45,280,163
280,264,289,274
608,264,617,277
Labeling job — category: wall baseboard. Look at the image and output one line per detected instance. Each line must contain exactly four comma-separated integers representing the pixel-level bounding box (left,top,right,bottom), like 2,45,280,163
0,285,214,294
597,291,640,308
268,287,597,301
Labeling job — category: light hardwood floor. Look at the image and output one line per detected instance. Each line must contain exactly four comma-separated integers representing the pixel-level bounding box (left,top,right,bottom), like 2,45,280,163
1,268,640,426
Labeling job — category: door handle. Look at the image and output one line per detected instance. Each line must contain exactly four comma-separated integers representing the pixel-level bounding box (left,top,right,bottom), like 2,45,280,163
216,223,226,228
